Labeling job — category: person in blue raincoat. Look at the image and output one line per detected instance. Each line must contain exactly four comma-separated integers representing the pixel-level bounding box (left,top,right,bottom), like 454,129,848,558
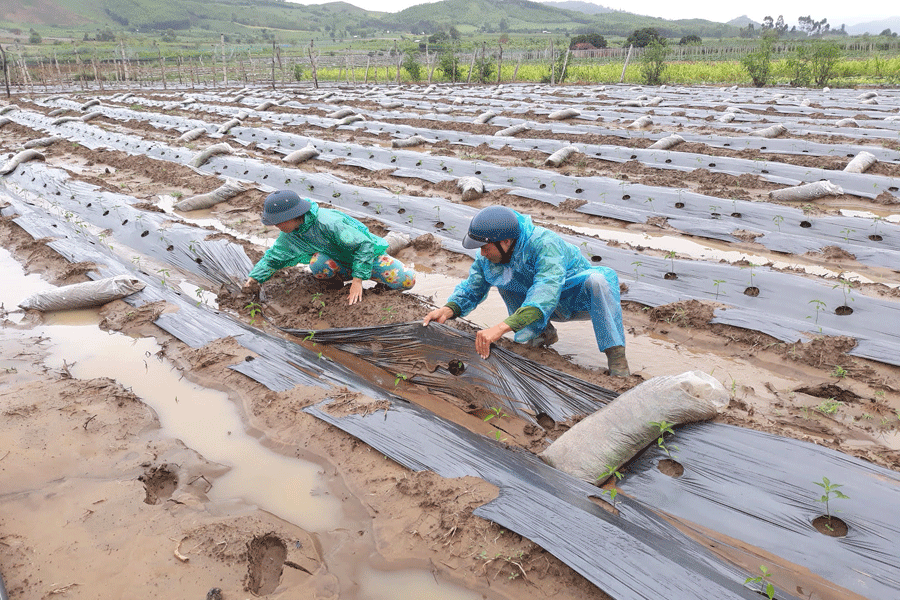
243,190,416,305
422,206,630,377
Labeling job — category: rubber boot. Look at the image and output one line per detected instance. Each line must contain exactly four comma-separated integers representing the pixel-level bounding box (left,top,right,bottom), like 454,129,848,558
527,323,559,348
604,346,630,377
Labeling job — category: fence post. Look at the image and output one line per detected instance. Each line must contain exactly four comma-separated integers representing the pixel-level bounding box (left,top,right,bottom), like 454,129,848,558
620,44,633,83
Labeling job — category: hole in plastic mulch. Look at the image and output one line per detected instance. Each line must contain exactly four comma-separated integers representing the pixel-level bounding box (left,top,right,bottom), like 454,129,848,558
800,221,812,228
835,306,853,316
744,287,760,297
590,255,602,262
664,272,678,280
658,458,684,478
812,515,848,537
448,359,466,376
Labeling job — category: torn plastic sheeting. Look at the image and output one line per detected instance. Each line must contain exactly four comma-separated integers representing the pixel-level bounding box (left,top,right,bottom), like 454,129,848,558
306,398,789,600
278,322,615,423
619,422,900,600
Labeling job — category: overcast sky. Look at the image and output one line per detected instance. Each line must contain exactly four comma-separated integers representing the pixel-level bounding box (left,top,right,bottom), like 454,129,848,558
288,0,896,27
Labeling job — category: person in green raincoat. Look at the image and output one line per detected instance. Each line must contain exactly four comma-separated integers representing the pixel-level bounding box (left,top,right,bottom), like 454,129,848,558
242,190,416,305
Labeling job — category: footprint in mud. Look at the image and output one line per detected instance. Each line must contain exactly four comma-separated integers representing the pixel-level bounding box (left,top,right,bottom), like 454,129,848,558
137,464,178,505
246,534,287,595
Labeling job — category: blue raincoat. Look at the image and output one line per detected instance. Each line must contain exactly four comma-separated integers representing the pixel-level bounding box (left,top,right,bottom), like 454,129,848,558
248,201,389,283
447,211,625,351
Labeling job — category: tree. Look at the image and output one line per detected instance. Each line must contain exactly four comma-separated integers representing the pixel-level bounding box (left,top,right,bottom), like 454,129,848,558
570,33,607,49
741,35,774,87
809,40,841,86
679,35,702,45
640,39,668,85
28,28,42,44
437,51,461,82
624,27,665,48
402,52,422,82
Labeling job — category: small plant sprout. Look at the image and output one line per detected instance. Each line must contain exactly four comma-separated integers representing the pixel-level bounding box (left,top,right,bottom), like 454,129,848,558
814,476,849,524
840,227,855,242
631,261,643,281
831,365,847,378
393,373,408,387
156,268,171,288
805,298,827,325
644,196,655,211
744,565,775,600
311,292,326,317
772,214,784,231
245,302,263,325
816,398,842,415
483,406,507,422
833,275,855,306
665,250,676,273
712,278,726,299
650,420,677,457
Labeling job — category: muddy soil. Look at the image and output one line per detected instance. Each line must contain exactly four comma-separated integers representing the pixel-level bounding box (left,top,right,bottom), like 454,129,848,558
2,86,900,600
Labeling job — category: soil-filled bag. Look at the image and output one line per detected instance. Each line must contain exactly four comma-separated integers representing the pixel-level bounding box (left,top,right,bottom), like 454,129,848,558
768,180,843,202
539,371,728,484
844,150,877,174
174,178,248,211
18,275,146,312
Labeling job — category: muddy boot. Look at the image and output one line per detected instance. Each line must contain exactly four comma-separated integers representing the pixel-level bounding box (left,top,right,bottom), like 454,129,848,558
604,346,630,377
527,323,559,348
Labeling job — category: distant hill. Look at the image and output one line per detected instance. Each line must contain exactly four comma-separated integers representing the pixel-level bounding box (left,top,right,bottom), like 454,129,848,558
846,17,900,35
541,1,618,15
727,15,759,28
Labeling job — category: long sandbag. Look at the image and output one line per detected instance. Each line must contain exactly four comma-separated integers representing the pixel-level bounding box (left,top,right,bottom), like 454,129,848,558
189,143,234,168
473,111,497,124
254,100,276,111
335,114,364,126
0,149,45,176
648,134,684,150
327,107,355,119
18,275,146,312
544,145,579,167
750,123,787,138
51,116,81,125
23,136,65,149
834,118,858,127
217,118,241,134
456,176,485,201
178,127,206,143
380,100,403,109
494,123,529,137
81,110,103,122
391,135,428,148
283,144,320,164
79,98,100,111
173,178,249,211
539,371,727,484
0,104,18,115
548,108,580,120
769,180,843,202
627,115,653,129
844,151,877,174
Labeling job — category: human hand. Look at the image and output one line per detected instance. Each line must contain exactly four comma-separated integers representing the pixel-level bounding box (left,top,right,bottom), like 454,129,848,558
422,306,454,326
475,323,511,359
348,278,363,305
242,277,259,294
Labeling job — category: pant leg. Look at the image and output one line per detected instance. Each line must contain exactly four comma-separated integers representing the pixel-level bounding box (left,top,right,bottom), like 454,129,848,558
308,253,351,279
369,254,416,290
579,269,626,352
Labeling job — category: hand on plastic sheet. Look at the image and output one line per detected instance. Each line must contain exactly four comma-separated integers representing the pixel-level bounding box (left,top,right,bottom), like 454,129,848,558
348,278,363,305
476,323,512,359
422,306,454,326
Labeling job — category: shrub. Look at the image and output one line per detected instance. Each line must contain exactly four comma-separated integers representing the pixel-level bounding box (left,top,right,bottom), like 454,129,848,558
640,40,668,85
741,36,774,87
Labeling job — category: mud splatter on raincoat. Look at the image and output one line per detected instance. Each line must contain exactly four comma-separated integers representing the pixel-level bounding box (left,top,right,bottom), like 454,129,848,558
248,201,388,283
447,211,625,351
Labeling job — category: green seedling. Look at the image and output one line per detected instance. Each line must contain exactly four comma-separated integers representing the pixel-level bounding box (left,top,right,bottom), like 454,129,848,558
311,292,326,317
815,398,842,415
808,299,826,324
631,260,643,281
833,276,855,306
831,365,847,378
814,476,849,526
245,301,262,325
744,565,775,600
665,250,677,273
650,420,677,457
713,279,726,299
840,227,855,242
772,214,784,231
493,430,507,443
483,406,507,422
394,373,408,387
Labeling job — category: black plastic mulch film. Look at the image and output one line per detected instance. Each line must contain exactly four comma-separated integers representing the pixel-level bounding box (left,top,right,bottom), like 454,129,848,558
2,151,899,600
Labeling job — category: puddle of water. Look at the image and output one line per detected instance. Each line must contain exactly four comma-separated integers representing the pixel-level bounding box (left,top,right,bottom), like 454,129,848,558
355,563,489,600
